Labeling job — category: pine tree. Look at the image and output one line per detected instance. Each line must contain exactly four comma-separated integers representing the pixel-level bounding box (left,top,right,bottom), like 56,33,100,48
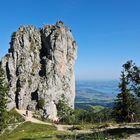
0,62,8,132
56,94,74,124
114,71,137,122
123,60,140,96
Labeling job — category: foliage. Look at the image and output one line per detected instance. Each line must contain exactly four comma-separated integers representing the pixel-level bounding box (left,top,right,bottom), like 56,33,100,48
123,60,140,96
58,127,140,140
0,122,58,140
56,94,75,124
114,67,137,122
5,54,10,60
92,105,105,112
7,108,25,124
0,63,8,132
1,121,140,140
11,32,16,39
93,108,113,123
73,107,113,124
73,108,85,124
57,132,108,140
134,101,140,122
37,98,45,109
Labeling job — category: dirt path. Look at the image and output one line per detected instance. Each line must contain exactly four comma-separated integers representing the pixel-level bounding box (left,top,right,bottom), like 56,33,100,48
15,109,72,131
15,109,90,132
16,109,52,125
15,109,140,139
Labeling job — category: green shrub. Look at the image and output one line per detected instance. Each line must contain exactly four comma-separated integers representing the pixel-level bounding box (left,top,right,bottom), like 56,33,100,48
5,54,10,60
37,98,45,109
8,108,25,124
0,64,9,132
73,107,114,125
56,94,75,124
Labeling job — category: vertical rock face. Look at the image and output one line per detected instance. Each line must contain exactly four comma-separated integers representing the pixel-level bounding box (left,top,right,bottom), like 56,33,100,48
1,21,77,119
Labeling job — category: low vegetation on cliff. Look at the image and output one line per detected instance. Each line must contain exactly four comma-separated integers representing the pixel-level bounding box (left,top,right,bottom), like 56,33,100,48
0,63,8,132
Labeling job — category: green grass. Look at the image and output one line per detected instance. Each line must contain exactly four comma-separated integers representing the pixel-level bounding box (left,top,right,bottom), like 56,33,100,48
1,121,140,140
0,122,63,140
58,132,109,140
58,127,140,140
0,122,116,140
71,122,116,130
8,108,25,124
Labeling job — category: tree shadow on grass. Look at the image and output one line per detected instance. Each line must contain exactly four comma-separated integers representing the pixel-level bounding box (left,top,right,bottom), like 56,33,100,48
103,128,140,138
57,128,140,140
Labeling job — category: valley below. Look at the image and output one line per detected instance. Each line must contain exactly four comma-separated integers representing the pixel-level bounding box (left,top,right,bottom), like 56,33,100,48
75,80,119,109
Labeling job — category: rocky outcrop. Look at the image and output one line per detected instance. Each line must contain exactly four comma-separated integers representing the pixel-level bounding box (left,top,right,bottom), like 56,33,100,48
1,21,77,119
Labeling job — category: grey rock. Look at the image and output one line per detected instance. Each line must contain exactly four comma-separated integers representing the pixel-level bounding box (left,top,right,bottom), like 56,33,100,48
1,21,77,119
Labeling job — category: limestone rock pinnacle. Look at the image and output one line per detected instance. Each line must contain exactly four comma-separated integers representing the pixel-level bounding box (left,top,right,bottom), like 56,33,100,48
1,21,77,119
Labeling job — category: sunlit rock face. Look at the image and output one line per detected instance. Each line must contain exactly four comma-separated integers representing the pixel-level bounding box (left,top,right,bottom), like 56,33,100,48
1,21,77,119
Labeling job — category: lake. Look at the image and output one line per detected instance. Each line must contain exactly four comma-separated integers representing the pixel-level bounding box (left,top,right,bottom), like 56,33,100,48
75,80,119,108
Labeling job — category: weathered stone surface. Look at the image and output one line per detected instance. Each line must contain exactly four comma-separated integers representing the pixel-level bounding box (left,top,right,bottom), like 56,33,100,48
1,21,77,119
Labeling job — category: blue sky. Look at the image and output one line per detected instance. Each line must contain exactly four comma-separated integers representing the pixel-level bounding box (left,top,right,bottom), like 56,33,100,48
0,0,140,80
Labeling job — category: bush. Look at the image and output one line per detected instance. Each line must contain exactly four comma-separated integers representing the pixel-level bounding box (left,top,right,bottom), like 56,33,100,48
37,98,45,109
56,94,75,124
0,63,9,132
8,108,25,124
73,108,114,124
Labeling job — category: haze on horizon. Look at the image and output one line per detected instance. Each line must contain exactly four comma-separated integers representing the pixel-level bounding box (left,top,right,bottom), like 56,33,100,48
0,0,140,81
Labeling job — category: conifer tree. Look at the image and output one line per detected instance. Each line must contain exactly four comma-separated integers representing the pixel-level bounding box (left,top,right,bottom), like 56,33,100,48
56,94,74,124
114,71,137,122
0,62,8,132
123,60,140,96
